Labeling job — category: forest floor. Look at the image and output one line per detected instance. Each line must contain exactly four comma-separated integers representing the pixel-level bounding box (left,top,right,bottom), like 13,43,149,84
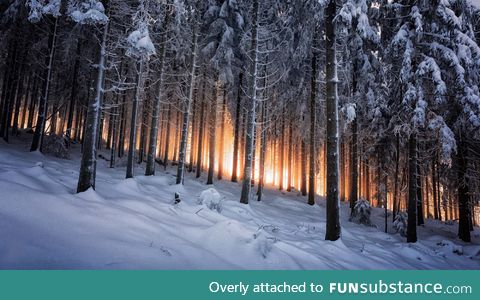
0,133,479,269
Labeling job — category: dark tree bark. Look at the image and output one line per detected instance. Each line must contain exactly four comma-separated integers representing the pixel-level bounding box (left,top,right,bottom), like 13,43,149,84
350,118,358,214
457,135,471,242
126,60,144,179
146,15,168,175
195,77,207,178
231,73,243,182
287,119,293,192
31,17,58,151
207,82,218,185
257,98,267,201
218,89,227,180
432,157,439,220
417,162,424,225
308,37,318,205
325,0,341,241
240,0,259,204
163,103,172,169
301,136,307,196
66,40,82,146
407,134,418,243
77,19,108,192
392,135,400,221
176,29,198,184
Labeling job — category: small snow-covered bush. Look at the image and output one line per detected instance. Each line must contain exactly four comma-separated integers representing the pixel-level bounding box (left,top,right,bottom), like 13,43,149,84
393,212,408,237
42,134,70,159
349,199,372,226
198,188,223,213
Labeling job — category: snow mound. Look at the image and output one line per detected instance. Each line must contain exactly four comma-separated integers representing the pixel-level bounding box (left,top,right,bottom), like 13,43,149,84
437,240,463,255
198,188,223,212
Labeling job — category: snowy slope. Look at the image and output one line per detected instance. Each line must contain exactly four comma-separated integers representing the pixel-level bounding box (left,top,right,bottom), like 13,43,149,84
0,136,479,270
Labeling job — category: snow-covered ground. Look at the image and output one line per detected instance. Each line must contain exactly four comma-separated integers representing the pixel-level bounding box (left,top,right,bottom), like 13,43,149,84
0,135,479,270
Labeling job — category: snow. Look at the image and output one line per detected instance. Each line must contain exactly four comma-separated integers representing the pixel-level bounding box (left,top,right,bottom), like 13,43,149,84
126,25,156,60
68,0,108,25
26,0,61,23
0,136,479,270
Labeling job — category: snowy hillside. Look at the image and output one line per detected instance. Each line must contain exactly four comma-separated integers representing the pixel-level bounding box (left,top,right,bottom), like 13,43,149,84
0,137,479,270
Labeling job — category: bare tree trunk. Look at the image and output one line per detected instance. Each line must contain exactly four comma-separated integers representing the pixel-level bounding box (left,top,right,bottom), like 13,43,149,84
287,119,293,192
301,136,307,196
457,135,471,242
145,22,169,176
325,0,341,241
27,74,39,129
257,98,267,201
231,74,243,182
12,63,26,136
176,29,198,184
308,38,318,205
207,81,218,185
240,0,259,204
218,89,227,180
109,91,119,168
188,74,199,173
66,41,81,146
432,156,439,219
20,74,33,129
279,107,285,190
407,134,418,243
417,162,424,225
31,17,58,151
195,76,207,178
126,61,144,178
392,135,400,221
163,103,172,169
77,19,108,192
118,89,127,158
350,118,358,214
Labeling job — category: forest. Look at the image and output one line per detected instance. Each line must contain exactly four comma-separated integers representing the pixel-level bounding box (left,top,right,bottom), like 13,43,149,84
0,0,480,267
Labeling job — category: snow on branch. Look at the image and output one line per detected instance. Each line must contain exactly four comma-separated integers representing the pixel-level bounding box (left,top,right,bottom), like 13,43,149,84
26,0,61,23
68,0,108,25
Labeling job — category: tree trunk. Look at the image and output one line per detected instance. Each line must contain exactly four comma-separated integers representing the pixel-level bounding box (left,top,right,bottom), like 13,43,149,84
31,17,58,151
195,77,207,178
432,157,439,219
392,135,400,221
407,134,418,243
350,118,358,214
12,63,26,136
126,60,144,179
217,89,227,180
27,74,39,129
257,98,267,201
325,0,341,241
163,103,172,169
279,107,285,190
287,119,293,192
240,0,259,204
77,19,108,193
207,81,218,185
118,89,127,158
66,40,81,146
231,73,243,182
417,162,424,225
457,135,471,242
301,137,307,196
176,29,198,184
145,31,168,176
308,39,318,205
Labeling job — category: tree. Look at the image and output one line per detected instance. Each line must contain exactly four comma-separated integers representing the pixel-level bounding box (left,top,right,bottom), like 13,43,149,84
239,0,259,204
324,0,341,241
